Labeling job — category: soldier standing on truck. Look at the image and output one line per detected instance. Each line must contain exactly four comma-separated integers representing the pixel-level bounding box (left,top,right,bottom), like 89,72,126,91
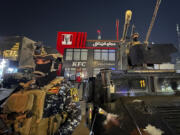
0,45,81,135
131,32,141,46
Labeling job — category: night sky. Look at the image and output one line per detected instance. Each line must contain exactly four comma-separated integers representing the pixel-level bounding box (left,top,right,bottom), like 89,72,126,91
0,0,180,48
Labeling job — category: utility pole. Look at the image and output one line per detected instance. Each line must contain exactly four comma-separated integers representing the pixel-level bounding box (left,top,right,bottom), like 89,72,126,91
175,24,180,72
116,19,119,40
176,24,180,52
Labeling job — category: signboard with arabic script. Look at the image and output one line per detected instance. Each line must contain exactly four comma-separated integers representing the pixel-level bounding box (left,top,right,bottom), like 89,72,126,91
93,42,116,47
86,41,118,48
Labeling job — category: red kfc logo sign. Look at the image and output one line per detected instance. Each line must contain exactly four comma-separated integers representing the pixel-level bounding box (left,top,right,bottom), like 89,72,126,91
62,34,73,45
56,32,87,55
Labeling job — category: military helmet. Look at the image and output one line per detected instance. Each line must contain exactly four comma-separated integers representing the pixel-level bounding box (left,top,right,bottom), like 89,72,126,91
33,43,63,76
132,32,139,38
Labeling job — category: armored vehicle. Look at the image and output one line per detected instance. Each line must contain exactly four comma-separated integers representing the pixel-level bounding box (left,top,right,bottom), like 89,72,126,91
85,69,180,135
84,1,180,135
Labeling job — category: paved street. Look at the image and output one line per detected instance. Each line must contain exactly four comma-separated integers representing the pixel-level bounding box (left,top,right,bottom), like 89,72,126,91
72,115,90,135
72,101,90,135
0,88,13,101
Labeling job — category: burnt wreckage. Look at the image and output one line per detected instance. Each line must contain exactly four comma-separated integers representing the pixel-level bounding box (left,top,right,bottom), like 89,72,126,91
84,3,180,135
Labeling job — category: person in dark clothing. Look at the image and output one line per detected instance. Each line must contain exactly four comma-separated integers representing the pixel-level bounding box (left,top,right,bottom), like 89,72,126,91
0,45,81,135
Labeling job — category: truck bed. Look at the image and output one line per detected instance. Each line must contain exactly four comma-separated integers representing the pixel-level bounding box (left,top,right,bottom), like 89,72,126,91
92,95,180,135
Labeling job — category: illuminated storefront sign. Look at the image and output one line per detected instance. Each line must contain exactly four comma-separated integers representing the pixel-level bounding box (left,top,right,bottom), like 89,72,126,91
57,32,87,55
3,42,19,61
72,62,86,67
62,34,73,45
92,42,116,47
96,63,115,66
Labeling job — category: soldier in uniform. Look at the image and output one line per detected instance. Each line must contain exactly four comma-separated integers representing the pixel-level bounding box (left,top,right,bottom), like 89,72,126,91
0,46,81,135
129,33,144,68
131,32,141,46
33,48,82,135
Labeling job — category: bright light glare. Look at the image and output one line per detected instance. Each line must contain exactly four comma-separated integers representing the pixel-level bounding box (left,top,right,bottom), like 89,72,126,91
8,68,14,72
0,59,6,68
7,68,17,73
81,73,85,78
66,73,70,77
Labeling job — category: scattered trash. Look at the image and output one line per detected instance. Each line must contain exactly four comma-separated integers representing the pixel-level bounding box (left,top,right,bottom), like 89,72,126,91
103,113,119,125
143,124,164,135
132,99,143,103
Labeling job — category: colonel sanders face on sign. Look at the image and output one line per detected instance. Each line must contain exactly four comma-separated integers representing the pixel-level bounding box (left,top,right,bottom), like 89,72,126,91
62,34,72,45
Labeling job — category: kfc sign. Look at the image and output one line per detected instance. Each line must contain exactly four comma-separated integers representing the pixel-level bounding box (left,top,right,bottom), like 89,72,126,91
62,34,73,45
72,62,86,67
57,32,87,55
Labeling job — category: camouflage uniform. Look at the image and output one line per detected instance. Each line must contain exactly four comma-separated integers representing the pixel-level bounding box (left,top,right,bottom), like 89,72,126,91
0,45,81,135
56,81,81,135
32,46,81,135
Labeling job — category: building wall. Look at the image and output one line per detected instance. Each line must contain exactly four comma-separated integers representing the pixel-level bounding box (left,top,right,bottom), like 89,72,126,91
18,37,36,69
61,40,118,81
0,36,36,68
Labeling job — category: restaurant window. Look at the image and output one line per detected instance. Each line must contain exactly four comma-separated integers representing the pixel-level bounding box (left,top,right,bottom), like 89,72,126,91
82,68,88,79
94,50,101,60
94,49,115,61
65,49,73,60
155,77,180,92
64,68,76,80
109,50,115,61
65,67,88,81
81,49,88,60
65,49,88,61
74,49,80,60
102,50,108,61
